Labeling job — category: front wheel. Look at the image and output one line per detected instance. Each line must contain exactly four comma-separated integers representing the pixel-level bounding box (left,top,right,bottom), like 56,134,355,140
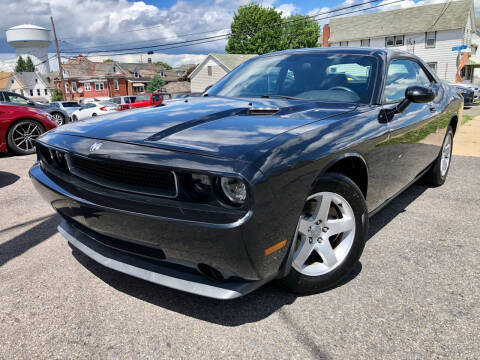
71,115,78,122
281,173,368,294
7,119,45,155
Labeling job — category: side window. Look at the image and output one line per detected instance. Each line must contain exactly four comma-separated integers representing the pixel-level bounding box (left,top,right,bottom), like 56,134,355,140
7,93,29,104
384,59,432,103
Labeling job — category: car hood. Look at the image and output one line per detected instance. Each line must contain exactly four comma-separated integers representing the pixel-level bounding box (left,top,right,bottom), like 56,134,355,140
51,96,356,159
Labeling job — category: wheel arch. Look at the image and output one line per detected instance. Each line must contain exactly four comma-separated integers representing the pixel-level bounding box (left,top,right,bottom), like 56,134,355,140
317,153,369,199
450,115,458,136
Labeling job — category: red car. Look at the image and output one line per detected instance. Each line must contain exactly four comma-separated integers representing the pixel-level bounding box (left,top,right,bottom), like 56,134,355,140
129,93,163,109
0,104,57,155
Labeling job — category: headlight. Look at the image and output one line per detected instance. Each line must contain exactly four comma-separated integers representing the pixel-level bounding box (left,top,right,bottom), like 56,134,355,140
220,177,247,204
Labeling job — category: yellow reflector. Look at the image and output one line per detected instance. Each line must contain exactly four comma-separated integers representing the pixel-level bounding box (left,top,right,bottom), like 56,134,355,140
347,77,353,81
264,239,287,256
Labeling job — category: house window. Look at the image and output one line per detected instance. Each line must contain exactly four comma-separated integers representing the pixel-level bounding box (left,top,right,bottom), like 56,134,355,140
65,83,69,93
71,81,77,92
35,78,38,84
44,89,48,95
95,82,104,91
37,89,41,96
339,41,348,47
11,79,14,84
113,66,116,72
159,70,164,76
386,35,404,47
361,39,370,47
20,90,24,96
134,72,140,78
207,66,212,76
425,32,436,48
30,89,33,96
84,82,91,91
427,62,437,73
395,35,404,46
114,79,119,90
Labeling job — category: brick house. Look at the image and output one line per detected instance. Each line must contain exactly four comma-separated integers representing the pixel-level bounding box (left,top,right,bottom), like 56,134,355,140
116,60,166,95
59,56,127,102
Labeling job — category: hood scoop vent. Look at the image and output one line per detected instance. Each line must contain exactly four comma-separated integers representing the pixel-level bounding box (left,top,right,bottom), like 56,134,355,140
248,107,280,116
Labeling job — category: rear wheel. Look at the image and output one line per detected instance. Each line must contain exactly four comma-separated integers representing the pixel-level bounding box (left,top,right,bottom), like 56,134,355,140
92,113,97,117
51,112,65,126
7,119,45,155
281,173,368,294
71,115,78,121
423,126,453,187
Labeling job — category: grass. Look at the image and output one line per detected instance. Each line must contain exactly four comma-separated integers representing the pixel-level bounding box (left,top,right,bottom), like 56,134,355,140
461,114,474,126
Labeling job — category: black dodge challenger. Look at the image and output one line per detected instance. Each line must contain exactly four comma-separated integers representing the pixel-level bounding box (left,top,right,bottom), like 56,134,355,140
30,48,461,299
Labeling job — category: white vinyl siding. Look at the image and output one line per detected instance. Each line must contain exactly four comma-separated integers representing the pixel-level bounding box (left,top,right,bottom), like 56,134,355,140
190,59,228,93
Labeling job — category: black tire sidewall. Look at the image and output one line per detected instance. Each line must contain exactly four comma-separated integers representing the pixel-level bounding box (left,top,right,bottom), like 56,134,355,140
7,119,45,155
281,173,369,294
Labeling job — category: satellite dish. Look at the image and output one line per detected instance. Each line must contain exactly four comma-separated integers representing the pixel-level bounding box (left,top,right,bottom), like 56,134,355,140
78,87,83,93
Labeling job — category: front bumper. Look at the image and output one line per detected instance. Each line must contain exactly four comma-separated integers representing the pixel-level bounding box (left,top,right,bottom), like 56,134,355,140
57,219,273,299
30,160,298,297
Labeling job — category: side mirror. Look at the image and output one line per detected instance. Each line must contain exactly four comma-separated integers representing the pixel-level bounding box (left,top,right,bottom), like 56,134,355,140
394,86,435,114
405,86,435,103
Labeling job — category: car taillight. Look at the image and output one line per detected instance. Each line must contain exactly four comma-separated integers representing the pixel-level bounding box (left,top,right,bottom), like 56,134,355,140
119,104,130,110
99,106,107,111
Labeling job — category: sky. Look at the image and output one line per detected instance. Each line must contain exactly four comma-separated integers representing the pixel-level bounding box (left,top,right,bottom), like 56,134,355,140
0,0,477,71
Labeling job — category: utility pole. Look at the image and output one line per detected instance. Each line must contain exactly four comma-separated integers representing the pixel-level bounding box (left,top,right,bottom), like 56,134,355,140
50,16,65,100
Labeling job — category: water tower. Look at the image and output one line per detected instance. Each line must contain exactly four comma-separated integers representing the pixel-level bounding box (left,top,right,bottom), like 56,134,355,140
6,24,52,74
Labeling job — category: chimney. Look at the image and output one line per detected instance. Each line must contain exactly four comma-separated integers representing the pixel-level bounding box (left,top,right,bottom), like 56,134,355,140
322,24,330,47
147,58,152,64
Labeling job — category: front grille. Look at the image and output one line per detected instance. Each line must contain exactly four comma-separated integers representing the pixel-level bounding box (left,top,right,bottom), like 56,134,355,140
69,155,177,197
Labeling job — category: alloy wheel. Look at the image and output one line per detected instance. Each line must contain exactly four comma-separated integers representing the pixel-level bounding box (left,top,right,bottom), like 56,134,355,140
52,113,64,126
440,133,452,177
292,192,356,276
12,122,42,152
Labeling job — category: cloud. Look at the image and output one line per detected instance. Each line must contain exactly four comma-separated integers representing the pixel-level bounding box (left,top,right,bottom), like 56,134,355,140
276,3,297,17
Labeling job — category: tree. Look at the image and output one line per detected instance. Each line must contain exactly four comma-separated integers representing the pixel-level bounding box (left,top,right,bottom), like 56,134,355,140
15,56,26,72
103,59,114,63
154,61,172,70
178,66,196,82
146,75,165,92
226,3,284,55
282,15,320,49
50,88,64,101
25,56,35,72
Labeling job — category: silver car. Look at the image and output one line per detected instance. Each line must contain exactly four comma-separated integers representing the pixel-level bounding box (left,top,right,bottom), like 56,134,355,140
51,101,83,119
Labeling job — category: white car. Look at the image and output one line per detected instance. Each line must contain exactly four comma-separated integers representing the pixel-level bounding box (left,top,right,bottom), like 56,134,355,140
71,102,119,121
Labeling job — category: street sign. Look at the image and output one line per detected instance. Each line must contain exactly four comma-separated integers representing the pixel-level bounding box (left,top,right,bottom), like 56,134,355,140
452,45,468,51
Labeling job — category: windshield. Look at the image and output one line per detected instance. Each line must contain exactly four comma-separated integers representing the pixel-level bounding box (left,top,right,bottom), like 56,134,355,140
208,53,378,104
62,102,81,107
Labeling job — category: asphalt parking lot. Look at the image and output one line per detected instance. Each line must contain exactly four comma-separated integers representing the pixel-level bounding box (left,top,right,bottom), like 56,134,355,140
1,137,480,359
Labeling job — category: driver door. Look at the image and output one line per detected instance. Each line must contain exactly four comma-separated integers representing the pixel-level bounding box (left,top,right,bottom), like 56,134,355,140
381,59,442,199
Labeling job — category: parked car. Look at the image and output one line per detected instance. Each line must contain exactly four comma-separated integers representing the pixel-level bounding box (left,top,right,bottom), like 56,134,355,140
456,82,480,100
130,93,163,109
30,48,461,299
129,93,163,109
451,84,475,106
71,102,119,121
0,103,56,155
111,96,137,110
50,101,82,118
0,91,70,126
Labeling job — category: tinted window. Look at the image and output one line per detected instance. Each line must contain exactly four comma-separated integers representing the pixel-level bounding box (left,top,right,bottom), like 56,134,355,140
152,94,160,102
208,53,378,104
135,95,150,101
384,59,432,103
62,102,81,107
7,93,29,104
112,97,121,104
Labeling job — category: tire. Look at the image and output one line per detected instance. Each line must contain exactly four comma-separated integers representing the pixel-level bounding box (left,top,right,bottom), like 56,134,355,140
423,126,453,187
7,119,45,155
92,113,97,117
71,115,78,122
51,112,65,126
280,173,369,294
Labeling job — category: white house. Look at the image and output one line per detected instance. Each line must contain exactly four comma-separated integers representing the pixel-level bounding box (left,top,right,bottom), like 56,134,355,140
189,53,257,93
5,72,52,102
326,0,476,83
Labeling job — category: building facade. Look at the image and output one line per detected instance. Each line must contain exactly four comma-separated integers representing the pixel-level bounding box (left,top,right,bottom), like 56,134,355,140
189,53,256,93
326,0,476,83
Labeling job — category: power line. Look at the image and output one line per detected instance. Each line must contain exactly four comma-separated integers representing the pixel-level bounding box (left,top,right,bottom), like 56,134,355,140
64,0,406,58
60,0,392,54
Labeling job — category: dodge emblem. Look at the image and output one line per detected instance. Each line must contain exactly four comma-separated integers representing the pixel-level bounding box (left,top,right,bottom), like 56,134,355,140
89,142,103,152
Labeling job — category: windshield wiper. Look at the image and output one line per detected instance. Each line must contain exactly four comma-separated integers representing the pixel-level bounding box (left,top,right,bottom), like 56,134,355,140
260,94,305,100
